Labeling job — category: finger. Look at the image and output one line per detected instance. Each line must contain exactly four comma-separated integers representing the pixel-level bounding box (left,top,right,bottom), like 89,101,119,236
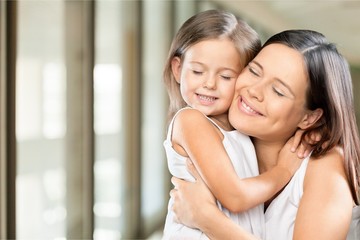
304,134,314,145
307,134,317,145
303,149,310,158
322,140,330,149
171,176,181,188
291,130,304,152
170,188,177,198
307,131,321,145
297,143,306,158
313,132,321,142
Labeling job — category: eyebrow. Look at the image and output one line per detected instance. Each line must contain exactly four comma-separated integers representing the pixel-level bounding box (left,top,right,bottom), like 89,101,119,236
251,60,295,97
189,61,239,73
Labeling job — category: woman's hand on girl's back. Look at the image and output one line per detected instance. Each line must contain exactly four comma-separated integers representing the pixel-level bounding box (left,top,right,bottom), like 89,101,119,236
170,159,216,229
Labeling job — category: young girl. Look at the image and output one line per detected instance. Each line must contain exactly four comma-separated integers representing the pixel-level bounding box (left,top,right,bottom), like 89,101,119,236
162,10,306,239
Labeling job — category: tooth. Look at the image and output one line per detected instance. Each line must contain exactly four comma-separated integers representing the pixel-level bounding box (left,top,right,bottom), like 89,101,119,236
200,95,215,102
242,101,255,113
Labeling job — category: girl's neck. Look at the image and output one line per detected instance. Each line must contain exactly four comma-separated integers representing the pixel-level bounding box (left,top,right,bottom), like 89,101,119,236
251,138,285,174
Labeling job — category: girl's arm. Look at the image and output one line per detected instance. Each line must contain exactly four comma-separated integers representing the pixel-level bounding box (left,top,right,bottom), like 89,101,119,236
293,147,353,239
171,149,354,240
172,108,303,212
170,160,259,240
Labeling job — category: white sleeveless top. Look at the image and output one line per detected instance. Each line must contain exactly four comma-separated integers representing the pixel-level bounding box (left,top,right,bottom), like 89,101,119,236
265,155,360,240
162,108,265,240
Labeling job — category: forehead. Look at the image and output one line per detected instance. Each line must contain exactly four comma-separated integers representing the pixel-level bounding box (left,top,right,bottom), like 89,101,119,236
184,38,241,64
255,43,308,89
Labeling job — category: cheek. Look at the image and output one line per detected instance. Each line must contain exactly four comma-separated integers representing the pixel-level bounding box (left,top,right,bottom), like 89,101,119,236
222,83,236,101
270,102,304,132
179,74,192,92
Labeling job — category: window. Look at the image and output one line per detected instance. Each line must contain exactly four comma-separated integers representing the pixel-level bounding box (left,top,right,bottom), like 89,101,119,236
1,0,204,239
94,1,123,239
16,1,66,238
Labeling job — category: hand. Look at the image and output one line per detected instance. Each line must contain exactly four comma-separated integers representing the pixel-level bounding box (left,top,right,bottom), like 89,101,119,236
170,159,217,229
278,137,306,176
291,129,323,158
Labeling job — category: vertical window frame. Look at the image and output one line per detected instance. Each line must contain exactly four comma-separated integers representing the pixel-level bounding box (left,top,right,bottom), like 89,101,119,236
0,1,17,239
119,0,142,238
64,0,95,239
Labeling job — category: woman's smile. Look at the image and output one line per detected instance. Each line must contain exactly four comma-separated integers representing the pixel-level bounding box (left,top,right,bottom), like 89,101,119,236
238,96,263,116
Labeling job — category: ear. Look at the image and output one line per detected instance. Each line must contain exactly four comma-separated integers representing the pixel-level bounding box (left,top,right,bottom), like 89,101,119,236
298,108,323,130
171,57,182,84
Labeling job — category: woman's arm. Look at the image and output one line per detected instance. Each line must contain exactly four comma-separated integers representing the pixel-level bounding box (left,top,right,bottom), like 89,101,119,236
173,108,303,212
293,147,353,239
170,160,260,240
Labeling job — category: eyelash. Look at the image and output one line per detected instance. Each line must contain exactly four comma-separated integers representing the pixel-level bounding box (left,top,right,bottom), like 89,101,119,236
221,75,232,80
272,87,284,97
248,66,286,97
249,67,260,77
192,70,203,75
192,70,232,81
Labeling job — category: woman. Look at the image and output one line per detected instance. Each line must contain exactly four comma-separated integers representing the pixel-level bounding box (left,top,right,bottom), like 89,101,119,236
170,29,360,239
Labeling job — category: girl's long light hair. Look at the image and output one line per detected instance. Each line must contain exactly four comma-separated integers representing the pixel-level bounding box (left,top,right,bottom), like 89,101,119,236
163,9,261,122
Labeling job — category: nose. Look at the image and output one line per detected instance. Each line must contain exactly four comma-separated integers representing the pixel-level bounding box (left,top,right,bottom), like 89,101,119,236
203,76,216,89
247,81,264,102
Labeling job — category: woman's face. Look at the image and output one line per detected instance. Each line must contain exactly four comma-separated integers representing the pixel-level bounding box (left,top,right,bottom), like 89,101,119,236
229,43,309,142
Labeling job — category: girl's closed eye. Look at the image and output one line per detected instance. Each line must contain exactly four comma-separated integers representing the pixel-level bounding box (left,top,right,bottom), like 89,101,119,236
220,75,233,80
192,70,203,75
272,86,285,97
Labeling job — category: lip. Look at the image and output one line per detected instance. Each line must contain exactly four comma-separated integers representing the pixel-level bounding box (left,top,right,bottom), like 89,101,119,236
238,96,263,116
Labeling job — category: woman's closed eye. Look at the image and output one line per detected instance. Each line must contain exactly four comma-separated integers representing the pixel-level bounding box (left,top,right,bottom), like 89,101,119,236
248,66,260,77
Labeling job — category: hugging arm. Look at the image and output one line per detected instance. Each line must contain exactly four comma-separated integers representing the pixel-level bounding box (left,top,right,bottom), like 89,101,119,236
170,160,260,240
171,149,353,240
173,109,303,212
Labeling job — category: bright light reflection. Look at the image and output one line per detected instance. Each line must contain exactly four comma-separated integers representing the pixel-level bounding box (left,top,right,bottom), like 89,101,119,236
43,62,66,139
94,64,122,135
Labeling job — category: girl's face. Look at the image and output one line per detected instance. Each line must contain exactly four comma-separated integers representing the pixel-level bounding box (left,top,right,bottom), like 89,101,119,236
229,43,310,142
172,38,241,117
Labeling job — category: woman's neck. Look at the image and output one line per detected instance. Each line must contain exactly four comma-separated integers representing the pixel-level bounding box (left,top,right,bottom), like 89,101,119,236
252,138,285,174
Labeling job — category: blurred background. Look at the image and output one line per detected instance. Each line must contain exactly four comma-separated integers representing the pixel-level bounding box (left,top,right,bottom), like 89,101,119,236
0,0,359,239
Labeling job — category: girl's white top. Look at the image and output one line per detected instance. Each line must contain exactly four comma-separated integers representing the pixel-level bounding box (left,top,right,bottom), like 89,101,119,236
265,154,360,240
162,107,265,240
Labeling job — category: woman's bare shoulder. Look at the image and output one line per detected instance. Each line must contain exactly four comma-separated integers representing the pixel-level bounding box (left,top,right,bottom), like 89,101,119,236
305,147,349,192
308,147,344,171
295,147,353,240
